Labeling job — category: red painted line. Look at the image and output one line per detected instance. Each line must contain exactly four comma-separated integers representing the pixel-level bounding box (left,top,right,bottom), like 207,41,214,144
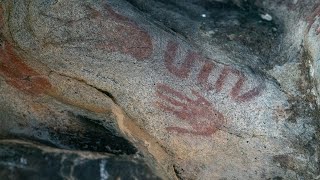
164,41,197,79
215,67,265,102
197,61,215,90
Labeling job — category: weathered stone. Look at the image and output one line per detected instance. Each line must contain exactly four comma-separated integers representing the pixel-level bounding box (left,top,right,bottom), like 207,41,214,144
0,140,160,180
0,0,319,179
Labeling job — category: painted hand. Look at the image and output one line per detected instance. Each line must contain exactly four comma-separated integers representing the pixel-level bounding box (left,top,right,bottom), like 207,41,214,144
156,83,225,136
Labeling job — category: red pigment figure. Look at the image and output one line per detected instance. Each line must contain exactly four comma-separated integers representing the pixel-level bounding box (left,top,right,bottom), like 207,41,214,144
163,41,265,102
91,3,153,60
307,3,320,35
214,67,265,102
164,41,199,79
164,41,265,102
0,43,52,95
197,61,216,91
155,83,225,136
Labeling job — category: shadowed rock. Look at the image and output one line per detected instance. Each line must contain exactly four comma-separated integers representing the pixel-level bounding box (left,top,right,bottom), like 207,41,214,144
0,0,319,179
0,140,160,180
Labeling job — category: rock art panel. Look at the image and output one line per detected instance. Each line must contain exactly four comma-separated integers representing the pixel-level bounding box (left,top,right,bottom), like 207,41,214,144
163,40,265,103
213,66,265,102
27,1,153,61
164,41,198,79
92,3,153,61
2,0,319,179
155,83,225,136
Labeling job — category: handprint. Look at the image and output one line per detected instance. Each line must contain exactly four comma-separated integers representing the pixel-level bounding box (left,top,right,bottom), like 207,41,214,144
155,83,225,136
92,3,153,60
40,2,153,61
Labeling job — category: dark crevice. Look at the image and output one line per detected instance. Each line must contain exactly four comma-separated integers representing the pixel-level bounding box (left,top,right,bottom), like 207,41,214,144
1,112,138,155
173,164,184,180
0,140,161,180
53,71,118,104
40,72,139,155
94,88,117,104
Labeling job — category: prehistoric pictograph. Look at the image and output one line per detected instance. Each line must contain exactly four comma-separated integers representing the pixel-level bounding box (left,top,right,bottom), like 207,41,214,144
156,83,225,136
155,40,265,136
0,43,52,95
94,4,153,60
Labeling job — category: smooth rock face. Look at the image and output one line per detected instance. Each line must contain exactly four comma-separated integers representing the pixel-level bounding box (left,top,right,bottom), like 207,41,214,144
0,0,319,179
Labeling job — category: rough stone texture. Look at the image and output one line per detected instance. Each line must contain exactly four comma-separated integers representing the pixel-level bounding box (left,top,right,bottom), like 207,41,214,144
0,0,319,179
0,140,160,180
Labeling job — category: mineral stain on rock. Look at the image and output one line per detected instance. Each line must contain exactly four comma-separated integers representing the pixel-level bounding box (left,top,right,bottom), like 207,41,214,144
0,108,164,178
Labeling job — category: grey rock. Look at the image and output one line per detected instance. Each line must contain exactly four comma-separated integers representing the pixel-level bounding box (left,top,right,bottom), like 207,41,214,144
0,0,319,179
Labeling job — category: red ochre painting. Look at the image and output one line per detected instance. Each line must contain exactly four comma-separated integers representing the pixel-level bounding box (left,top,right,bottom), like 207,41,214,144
93,4,153,61
0,43,52,95
156,83,226,137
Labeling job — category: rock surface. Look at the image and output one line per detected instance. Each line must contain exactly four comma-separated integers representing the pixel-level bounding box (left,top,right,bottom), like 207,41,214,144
0,140,160,180
0,0,319,179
